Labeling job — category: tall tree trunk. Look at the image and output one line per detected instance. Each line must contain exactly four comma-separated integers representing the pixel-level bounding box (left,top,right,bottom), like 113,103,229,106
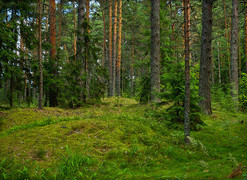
24,49,27,102
130,34,134,98
218,42,221,84
45,14,49,57
86,0,90,97
100,1,106,67
10,72,14,107
223,0,231,81
58,0,62,47
64,44,69,63
76,0,86,102
38,0,43,109
109,0,113,96
20,25,24,103
0,62,2,101
3,78,8,103
73,0,77,62
28,79,31,106
199,0,215,115
116,0,122,97
211,50,215,85
112,0,118,97
239,32,241,79
150,0,160,102
169,1,177,58
184,0,190,145
245,2,247,73
230,0,239,102
49,0,57,107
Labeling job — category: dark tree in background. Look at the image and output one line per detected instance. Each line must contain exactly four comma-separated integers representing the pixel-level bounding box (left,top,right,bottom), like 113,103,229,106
150,0,160,102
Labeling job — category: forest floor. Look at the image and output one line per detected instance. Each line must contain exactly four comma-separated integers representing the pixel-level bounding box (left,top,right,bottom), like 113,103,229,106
0,98,247,179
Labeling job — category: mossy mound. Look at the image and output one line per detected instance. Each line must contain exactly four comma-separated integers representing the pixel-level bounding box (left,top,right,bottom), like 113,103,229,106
0,98,246,179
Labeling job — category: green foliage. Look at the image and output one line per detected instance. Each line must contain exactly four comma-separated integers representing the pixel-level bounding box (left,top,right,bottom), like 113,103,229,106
212,84,237,112
239,73,247,112
161,62,204,130
55,146,96,179
0,158,32,180
136,75,151,104
89,66,107,102
58,60,83,108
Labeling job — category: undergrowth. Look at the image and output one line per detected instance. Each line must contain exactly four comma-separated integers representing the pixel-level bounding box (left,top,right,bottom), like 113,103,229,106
0,98,246,179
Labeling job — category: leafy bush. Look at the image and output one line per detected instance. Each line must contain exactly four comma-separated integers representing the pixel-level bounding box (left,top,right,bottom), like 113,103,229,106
239,73,247,112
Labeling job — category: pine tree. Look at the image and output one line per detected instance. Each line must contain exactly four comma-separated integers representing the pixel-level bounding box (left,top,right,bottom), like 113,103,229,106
76,0,86,102
184,0,191,144
116,0,122,97
49,0,58,107
38,0,43,109
230,0,239,103
199,0,215,115
150,0,160,102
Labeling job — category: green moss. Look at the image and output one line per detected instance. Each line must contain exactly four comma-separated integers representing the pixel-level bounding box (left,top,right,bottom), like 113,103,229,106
0,98,246,179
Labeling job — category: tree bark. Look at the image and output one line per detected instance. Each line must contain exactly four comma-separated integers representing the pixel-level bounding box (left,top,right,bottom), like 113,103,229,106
58,0,62,47
100,0,106,67
73,0,77,62
223,0,231,81
150,0,160,102
20,23,24,102
198,0,215,115
49,0,58,107
38,0,43,109
245,2,247,73
10,72,14,107
217,42,221,84
130,34,134,98
184,0,190,145
76,0,86,102
45,14,49,57
230,0,239,101
116,0,122,97
86,0,90,97
211,50,215,85
112,0,118,97
239,32,241,79
109,0,113,96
